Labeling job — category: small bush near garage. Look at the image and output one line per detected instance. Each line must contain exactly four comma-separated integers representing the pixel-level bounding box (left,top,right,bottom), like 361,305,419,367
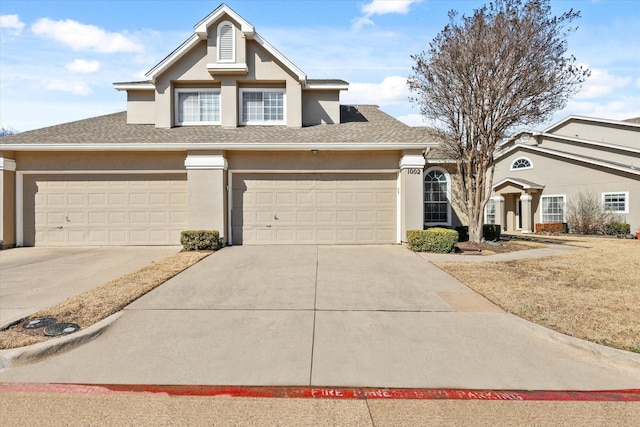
180,230,221,251
407,228,459,253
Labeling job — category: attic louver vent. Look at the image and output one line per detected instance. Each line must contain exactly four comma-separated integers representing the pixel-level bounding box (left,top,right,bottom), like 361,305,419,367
218,23,234,62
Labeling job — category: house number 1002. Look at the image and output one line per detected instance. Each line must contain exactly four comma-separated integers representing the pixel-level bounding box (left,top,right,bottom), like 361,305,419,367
407,168,421,175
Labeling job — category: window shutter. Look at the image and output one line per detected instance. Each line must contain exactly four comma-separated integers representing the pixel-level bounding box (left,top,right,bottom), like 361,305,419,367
219,23,234,62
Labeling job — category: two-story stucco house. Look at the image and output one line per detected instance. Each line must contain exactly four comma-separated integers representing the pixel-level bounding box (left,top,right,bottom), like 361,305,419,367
0,4,437,248
488,116,640,233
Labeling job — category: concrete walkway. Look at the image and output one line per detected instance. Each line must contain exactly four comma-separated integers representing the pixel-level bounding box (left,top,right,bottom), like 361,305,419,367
1,244,639,390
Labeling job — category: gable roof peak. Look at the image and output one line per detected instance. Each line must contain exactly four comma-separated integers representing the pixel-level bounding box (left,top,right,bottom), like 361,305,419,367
194,3,254,39
143,3,312,85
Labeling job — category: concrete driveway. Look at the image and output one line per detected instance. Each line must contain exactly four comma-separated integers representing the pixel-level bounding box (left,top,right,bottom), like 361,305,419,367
2,245,639,389
0,246,180,326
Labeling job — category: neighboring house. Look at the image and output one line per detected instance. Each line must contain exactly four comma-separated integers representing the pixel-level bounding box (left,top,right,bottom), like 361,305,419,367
0,4,436,248
488,116,640,233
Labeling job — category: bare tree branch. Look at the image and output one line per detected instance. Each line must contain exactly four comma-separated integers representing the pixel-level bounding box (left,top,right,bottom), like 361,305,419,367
408,0,589,242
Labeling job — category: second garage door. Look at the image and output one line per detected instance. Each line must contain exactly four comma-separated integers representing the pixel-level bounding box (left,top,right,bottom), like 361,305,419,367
231,173,397,244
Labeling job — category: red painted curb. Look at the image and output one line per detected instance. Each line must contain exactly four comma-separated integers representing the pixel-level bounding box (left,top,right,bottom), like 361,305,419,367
1,383,639,402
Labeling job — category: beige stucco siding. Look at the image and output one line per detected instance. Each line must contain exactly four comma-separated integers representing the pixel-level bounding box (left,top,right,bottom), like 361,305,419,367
302,91,341,125
494,149,640,229
1,169,16,247
227,150,399,171
151,39,304,128
14,151,186,172
537,137,638,167
126,90,155,125
550,120,640,149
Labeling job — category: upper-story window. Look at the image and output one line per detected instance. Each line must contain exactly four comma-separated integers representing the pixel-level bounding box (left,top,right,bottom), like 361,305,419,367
175,89,220,126
240,89,285,125
217,21,235,62
511,157,533,170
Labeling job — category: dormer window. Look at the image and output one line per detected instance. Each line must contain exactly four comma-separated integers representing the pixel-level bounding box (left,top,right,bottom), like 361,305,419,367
217,21,235,63
511,157,533,170
175,89,220,126
240,89,285,125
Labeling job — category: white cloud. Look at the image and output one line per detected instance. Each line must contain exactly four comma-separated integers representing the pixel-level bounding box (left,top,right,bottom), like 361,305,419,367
362,0,421,16
342,75,411,106
66,59,101,73
31,18,143,53
396,113,428,127
43,80,92,95
352,0,422,30
576,67,632,99
0,14,25,35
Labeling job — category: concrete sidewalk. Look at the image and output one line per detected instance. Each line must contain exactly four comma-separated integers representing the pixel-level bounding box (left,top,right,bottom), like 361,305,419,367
2,245,639,390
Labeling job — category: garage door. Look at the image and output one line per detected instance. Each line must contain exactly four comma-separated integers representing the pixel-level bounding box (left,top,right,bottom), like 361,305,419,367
23,174,187,246
231,173,397,244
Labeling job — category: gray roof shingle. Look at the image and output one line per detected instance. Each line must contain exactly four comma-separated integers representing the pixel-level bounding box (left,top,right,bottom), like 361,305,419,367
1,105,436,148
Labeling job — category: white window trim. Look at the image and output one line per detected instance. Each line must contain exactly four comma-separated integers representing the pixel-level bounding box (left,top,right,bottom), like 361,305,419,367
423,166,452,227
602,191,629,214
217,21,235,63
540,194,566,224
510,156,533,171
174,88,221,126
239,88,286,126
484,197,498,224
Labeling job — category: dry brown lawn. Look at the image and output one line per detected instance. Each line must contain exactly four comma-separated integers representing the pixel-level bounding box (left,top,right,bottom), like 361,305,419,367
0,250,211,349
434,235,640,353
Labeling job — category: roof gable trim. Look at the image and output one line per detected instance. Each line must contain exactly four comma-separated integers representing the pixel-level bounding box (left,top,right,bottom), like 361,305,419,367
496,144,640,177
544,115,640,134
144,4,307,84
493,177,544,191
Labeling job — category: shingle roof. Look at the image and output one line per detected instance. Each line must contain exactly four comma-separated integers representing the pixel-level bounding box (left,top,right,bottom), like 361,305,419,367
0,105,436,148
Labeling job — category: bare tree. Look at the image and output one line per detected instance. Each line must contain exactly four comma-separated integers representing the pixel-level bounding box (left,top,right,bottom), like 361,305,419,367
408,0,589,242
0,126,18,137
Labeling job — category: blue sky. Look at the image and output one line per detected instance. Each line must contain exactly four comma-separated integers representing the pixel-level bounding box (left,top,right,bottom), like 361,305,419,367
1,0,639,132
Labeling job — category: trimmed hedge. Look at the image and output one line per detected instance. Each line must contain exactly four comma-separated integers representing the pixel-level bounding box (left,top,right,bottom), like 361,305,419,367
535,222,568,234
407,228,459,253
180,230,221,251
604,222,630,236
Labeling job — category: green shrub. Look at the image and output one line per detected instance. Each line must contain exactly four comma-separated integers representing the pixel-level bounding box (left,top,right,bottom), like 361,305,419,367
407,228,459,253
180,230,221,251
455,226,469,242
483,224,501,241
604,222,630,236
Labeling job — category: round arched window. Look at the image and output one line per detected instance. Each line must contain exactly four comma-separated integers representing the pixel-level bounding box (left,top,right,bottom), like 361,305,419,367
424,169,450,224
511,157,532,170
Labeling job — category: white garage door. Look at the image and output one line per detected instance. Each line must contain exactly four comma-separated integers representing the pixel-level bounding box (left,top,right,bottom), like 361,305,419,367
231,173,397,244
23,174,188,246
